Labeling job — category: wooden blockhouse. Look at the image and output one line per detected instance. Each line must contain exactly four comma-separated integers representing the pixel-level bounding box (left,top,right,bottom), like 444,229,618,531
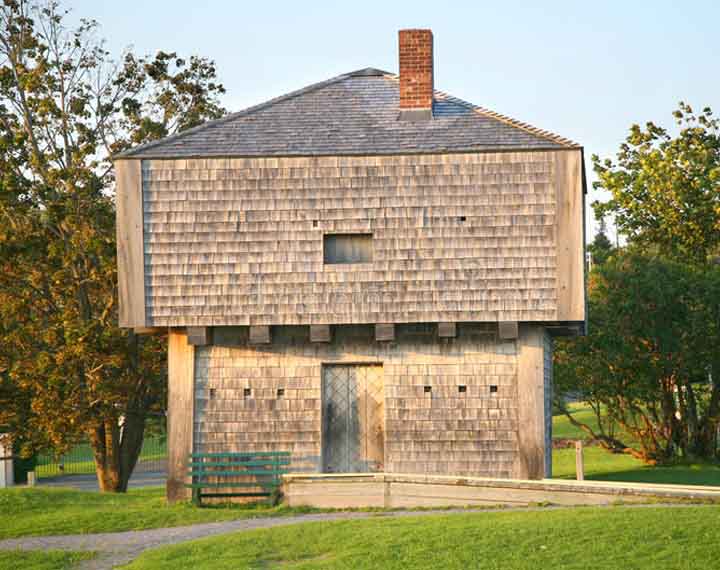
115,29,586,501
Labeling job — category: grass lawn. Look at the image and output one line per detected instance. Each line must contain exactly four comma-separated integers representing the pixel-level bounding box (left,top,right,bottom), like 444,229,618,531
551,402,720,486
0,551,93,570
122,505,720,570
0,487,318,540
552,446,720,486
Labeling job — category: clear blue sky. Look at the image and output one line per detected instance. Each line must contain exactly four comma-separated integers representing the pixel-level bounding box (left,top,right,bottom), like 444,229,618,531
71,0,720,239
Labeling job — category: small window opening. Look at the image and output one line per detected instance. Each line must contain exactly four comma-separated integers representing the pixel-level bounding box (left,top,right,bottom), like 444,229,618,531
424,385,432,394
277,388,285,397
489,385,498,394
209,388,216,399
243,388,252,398
323,233,373,264
458,216,466,222
312,220,319,228
458,385,467,394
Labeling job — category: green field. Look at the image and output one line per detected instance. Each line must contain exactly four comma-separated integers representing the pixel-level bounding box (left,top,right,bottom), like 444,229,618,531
122,506,720,570
0,550,93,570
0,487,323,540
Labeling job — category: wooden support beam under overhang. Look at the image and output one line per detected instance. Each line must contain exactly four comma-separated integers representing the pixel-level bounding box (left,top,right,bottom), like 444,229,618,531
249,325,271,344
375,323,395,342
498,321,519,340
310,324,331,343
187,326,212,346
437,322,457,338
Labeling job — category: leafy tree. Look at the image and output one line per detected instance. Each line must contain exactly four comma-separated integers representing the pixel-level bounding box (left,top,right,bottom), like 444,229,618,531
593,103,720,265
0,0,225,491
554,251,720,462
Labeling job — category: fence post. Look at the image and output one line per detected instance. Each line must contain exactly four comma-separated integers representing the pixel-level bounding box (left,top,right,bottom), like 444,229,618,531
0,435,13,488
27,471,37,487
575,440,585,481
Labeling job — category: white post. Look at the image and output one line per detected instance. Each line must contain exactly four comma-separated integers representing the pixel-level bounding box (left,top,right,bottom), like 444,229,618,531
575,440,585,481
0,435,13,488
27,471,36,487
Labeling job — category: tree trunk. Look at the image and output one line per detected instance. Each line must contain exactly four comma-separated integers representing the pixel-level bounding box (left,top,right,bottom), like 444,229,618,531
89,414,146,492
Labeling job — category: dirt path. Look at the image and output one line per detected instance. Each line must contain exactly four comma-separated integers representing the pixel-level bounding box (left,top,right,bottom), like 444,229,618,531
0,504,715,569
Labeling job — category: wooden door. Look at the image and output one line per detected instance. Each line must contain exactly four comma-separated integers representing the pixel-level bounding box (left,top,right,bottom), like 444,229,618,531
321,364,384,473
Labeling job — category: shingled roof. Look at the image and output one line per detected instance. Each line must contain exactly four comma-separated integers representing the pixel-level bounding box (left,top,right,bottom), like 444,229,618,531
117,68,579,159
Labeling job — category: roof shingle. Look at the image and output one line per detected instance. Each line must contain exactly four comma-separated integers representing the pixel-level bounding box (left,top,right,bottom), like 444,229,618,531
117,68,578,159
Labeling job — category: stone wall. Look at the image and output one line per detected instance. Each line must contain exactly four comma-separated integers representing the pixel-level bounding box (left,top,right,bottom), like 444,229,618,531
193,324,523,478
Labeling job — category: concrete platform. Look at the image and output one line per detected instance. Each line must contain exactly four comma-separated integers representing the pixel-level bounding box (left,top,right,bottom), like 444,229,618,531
283,473,720,508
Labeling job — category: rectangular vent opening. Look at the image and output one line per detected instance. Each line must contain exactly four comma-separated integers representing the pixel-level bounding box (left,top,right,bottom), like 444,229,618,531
323,233,373,264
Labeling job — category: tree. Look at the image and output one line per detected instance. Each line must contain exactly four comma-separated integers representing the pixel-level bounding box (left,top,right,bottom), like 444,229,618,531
554,251,720,462
587,217,615,268
0,0,226,491
593,103,720,265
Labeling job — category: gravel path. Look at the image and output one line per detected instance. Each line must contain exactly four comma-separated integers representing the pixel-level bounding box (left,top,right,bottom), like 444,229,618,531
0,503,716,570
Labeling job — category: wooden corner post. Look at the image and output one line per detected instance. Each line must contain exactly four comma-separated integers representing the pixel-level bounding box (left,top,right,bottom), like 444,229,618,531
115,159,146,328
513,325,548,480
167,330,195,502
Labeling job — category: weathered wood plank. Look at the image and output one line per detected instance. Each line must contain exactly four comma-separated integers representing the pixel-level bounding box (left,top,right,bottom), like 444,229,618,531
555,150,585,322
498,321,518,340
514,325,546,480
187,326,212,346
375,323,395,342
310,324,331,343
115,159,145,328
167,330,195,502
437,322,457,338
249,325,271,344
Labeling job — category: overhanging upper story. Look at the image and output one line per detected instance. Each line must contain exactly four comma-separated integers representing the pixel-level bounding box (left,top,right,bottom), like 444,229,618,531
115,31,586,335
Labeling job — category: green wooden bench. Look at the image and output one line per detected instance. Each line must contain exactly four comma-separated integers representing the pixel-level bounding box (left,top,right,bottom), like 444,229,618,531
186,451,291,505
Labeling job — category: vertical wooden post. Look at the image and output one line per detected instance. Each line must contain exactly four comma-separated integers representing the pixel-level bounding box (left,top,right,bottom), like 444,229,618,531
513,325,547,480
167,329,195,503
575,440,585,481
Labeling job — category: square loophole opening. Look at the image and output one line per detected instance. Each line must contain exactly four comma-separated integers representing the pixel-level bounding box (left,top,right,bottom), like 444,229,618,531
489,385,498,394
458,385,467,394
243,388,252,398
458,216,467,222
209,388,216,399
277,388,285,397
424,385,432,394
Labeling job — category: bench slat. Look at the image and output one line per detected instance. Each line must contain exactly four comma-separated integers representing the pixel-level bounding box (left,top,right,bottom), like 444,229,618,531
189,469,283,478
190,452,290,458
199,492,271,498
185,482,276,489
188,460,290,468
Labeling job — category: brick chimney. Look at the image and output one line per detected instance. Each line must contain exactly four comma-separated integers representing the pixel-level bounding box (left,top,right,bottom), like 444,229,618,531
398,29,434,120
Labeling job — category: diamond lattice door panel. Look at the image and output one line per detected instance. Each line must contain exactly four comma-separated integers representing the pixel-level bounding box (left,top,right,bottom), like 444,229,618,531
322,364,384,473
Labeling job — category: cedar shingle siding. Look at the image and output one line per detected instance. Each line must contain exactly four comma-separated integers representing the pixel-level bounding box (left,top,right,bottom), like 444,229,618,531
142,151,563,327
